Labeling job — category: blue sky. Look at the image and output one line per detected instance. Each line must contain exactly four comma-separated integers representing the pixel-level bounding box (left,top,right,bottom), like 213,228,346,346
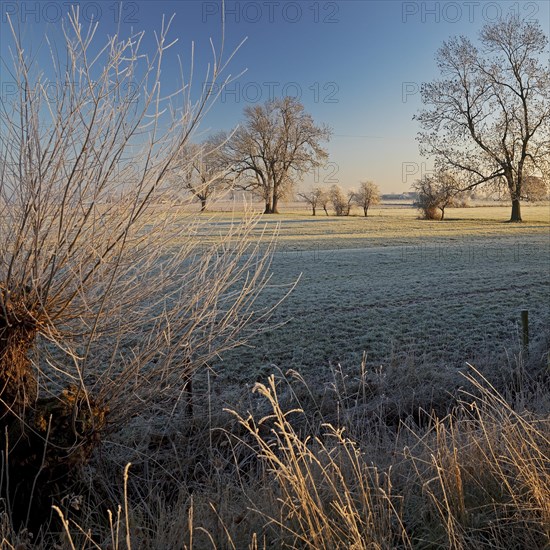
1,0,549,193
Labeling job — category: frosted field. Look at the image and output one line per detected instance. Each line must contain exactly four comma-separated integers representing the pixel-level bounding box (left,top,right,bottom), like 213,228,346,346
208,205,550,383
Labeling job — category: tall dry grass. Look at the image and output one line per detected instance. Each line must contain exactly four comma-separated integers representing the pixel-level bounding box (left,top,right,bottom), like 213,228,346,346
6,355,547,549
228,375,410,549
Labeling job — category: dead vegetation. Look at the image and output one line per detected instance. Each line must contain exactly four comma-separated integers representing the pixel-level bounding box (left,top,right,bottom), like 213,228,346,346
0,9,278,536
3,344,547,549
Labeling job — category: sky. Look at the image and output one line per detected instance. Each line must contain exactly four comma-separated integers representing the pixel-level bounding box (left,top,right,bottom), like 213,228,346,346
1,0,549,194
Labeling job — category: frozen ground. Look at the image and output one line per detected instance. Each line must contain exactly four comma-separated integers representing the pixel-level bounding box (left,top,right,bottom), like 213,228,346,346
209,205,549,383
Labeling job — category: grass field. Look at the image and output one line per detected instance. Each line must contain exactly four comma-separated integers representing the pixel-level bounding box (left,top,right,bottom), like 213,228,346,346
119,204,550,549
8,204,549,549
208,205,549,387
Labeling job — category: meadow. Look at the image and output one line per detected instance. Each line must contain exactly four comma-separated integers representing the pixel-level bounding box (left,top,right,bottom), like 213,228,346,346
211,205,549,387
5,204,550,549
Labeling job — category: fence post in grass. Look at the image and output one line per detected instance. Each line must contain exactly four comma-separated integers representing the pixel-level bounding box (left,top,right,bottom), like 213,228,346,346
521,310,529,356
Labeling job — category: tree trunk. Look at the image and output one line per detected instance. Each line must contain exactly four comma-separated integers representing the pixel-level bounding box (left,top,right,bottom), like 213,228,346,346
271,195,279,214
323,206,329,216
510,198,522,222
1,305,107,532
363,206,368,217
440,207,445,220
312,206,316,216
200,198,207,212
3,385,107,532
0,289,40,420
264,201,271,214
0,320,37,420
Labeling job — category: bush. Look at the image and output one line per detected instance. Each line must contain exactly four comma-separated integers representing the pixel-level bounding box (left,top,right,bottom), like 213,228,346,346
0,9,275,535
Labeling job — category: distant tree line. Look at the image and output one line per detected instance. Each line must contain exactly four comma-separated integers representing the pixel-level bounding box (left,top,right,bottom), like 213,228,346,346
298,181,381,217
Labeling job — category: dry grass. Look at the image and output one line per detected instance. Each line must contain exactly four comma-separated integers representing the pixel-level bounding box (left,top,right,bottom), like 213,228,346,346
8,358,547,549
403,369,550,549
228,375,410,549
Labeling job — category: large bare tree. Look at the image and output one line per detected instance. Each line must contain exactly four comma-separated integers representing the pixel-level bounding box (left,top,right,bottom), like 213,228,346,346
227,97,331,214
416,16,550,222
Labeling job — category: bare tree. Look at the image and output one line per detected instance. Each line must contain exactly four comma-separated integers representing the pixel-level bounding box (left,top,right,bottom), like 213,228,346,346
329,185,353,216
179,132,234,211
416,16,550,222
352,181,381,217
227,97,331,214
0,9,278,531
297,186,328,216
412,171,460,220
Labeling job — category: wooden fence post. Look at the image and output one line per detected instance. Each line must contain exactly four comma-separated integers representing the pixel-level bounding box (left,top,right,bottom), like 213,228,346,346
521,310,529,355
